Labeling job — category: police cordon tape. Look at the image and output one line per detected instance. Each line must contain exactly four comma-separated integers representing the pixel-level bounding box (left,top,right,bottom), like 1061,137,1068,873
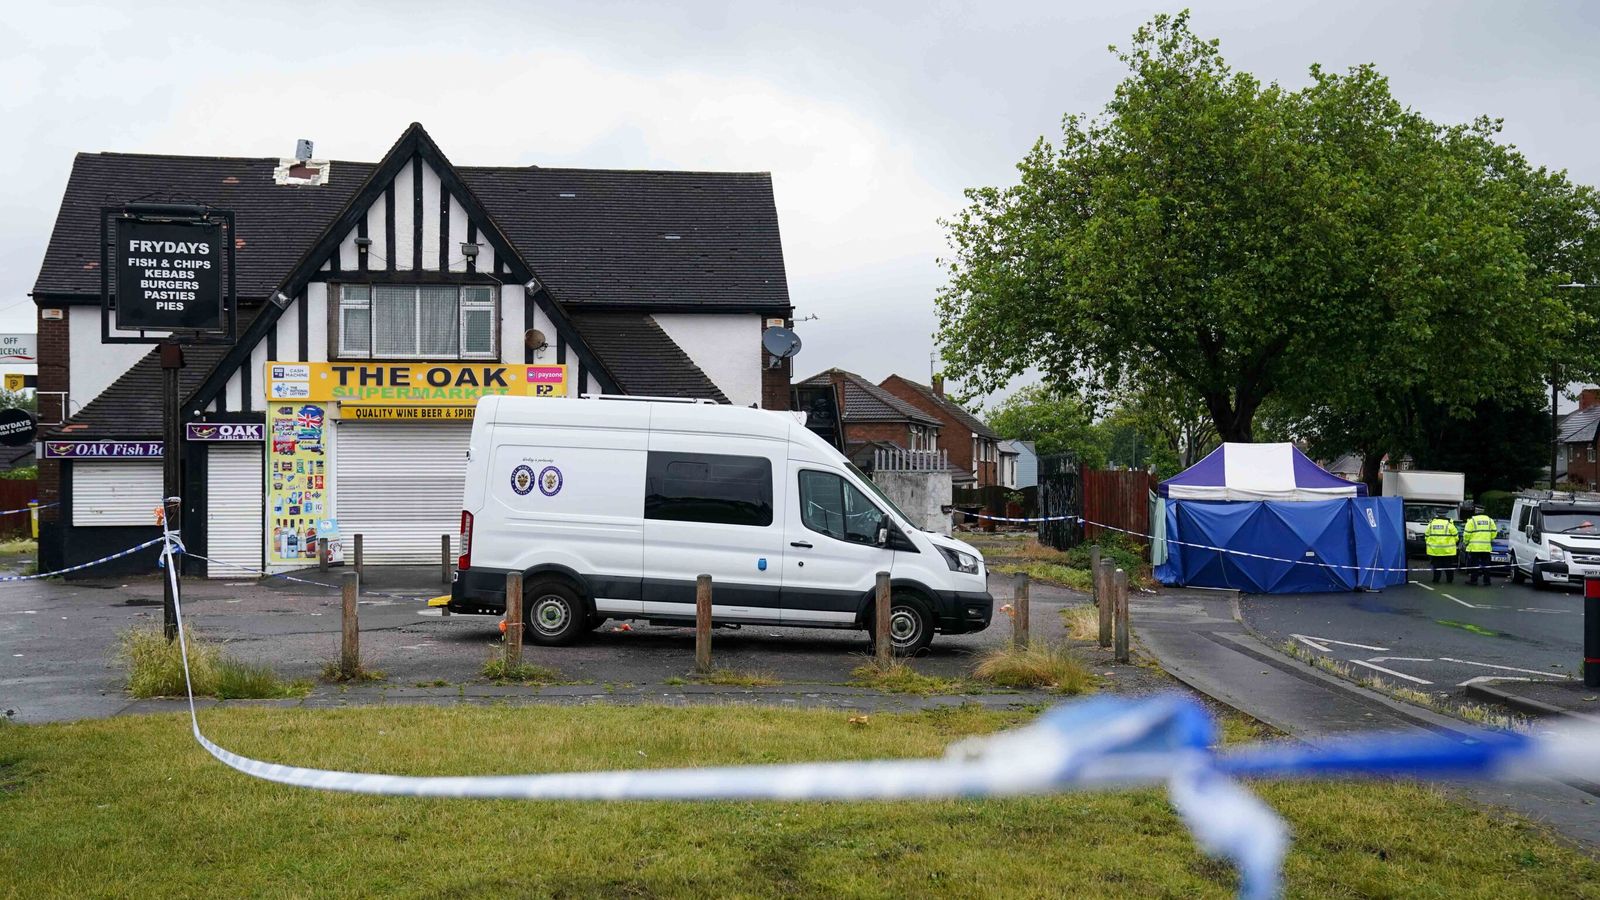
963,510,1512,575
0,501,58,517
154,528,1600,900
0,536,164,582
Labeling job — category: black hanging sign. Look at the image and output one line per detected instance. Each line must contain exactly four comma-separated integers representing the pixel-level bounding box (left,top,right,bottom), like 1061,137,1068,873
114,218,224,331
0,409,36,447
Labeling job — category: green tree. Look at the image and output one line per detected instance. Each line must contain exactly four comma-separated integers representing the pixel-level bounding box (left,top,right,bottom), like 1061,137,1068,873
937,12,1552,443
985,385,1106,467
0,388,36,414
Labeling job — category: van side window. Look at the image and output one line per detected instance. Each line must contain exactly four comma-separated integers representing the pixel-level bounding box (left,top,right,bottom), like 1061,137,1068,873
798,470,883,544
645,452,773,527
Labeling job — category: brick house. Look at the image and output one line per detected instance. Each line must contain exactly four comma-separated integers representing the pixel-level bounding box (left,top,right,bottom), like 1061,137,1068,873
878,374,1002,487
1558,389,1600,486
797,369,941,456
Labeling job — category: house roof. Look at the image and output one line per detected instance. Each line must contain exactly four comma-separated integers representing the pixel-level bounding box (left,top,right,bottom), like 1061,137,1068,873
50,338,242,439
33,151,792,312
798,370,940,426
1559,406,1600,444
568,313,729,402
883,376,998,439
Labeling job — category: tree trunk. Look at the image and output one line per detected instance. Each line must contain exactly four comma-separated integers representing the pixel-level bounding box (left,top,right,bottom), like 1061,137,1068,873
1359,450,1384,495
1203,393,1255,444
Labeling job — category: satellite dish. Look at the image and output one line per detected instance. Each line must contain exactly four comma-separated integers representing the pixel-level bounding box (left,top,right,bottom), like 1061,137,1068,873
0,409,35,447
762,326,802,360
524,328,549,351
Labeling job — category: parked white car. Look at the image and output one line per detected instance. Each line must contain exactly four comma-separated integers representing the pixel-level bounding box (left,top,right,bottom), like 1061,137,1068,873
1508,496,1600,589
448,395,993,652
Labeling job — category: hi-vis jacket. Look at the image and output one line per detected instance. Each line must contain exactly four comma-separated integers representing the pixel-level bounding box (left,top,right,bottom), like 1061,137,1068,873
1425,518,1460,557
1463,514,1499,554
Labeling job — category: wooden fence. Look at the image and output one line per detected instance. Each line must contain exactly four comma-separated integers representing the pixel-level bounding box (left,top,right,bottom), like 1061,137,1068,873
0,479,39,538
1081,469,1155,545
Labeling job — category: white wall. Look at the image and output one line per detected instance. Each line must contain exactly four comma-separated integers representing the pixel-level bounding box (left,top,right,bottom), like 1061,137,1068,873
652,313,761,407
68,306,159,411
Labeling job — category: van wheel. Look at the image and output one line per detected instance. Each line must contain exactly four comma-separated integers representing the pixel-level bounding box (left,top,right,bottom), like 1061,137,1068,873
1512,565,1527,585
868,592,934,656
523,580,587,646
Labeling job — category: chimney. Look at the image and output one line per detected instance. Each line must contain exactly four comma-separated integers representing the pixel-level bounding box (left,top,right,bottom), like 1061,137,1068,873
1581,388,1600,410
931,374,945,398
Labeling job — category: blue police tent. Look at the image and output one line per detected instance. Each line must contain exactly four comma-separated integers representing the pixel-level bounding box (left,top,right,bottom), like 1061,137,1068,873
1153,443,1406,593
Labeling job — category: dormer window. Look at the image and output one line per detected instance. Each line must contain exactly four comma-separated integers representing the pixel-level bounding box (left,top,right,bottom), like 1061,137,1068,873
334,283,497,360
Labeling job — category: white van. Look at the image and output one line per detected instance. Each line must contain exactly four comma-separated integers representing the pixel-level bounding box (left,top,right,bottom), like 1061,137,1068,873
1508,495,1600,589
447,395,994,652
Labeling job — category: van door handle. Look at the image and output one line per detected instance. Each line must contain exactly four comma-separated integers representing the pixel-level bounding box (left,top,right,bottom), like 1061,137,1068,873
790,541,813,549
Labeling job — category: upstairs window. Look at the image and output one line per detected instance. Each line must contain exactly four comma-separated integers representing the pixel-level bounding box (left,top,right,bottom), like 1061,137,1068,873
336,284,497,360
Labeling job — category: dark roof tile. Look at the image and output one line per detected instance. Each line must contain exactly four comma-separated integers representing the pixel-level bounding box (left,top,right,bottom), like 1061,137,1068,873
568,313,729,402
798,369,941,426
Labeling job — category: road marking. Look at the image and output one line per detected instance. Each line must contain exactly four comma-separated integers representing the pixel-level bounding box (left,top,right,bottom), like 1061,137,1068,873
1520,607,1576,614
1290,633,1389,652
1351,659,1433,684
1459,675,1534,687
1414,582,1435,592
1292,634,1331,653
1440,593,1485,609
1368,656,1434,663
1438,657,1573,678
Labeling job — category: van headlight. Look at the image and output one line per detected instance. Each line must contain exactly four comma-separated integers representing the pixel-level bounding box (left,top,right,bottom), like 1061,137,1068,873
939,546,980,574
1550,545,1566,562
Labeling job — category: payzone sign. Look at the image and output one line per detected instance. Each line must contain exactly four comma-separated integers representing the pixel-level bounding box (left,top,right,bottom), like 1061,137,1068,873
115,219,223,331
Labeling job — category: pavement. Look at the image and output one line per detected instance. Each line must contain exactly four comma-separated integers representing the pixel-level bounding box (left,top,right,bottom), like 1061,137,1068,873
1,564,1115,724
1134,588,1600,847
1239,576,1582,701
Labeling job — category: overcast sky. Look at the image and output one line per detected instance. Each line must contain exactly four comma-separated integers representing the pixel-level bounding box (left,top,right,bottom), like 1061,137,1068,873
4,1,1598,407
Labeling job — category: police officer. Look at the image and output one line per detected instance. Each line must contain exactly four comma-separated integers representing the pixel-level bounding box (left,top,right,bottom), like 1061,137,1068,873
1463,506,1499,586
1425,513,1459,584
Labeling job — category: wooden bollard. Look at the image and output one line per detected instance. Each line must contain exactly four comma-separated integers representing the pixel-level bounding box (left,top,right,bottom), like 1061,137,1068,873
1088,545,1102,606
504,571,523,669
1013,573,1030,649
340,571,360,678
695,574,712,673
318,537,329,572
1097,559,1114,648
441,534,452,585
875,571,893,663
353,533,364,579
1114,567,1130,664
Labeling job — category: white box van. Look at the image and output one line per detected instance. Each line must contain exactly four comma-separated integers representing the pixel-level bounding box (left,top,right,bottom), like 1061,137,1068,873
1508,495,1600,589
447,395,994,652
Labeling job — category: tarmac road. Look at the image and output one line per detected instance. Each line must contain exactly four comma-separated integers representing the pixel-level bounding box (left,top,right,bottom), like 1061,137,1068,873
1240,573,1583,700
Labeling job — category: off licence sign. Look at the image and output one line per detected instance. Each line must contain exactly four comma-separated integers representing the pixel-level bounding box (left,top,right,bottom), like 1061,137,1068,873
265,362,567,404
115,218,223,331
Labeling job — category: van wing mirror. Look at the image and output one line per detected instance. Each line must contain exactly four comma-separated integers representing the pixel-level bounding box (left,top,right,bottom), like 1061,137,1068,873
875,516,891,548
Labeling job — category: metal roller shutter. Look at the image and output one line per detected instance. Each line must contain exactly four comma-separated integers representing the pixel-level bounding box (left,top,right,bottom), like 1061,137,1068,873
207,445,263,578
72,461,163,526
335,421,471,565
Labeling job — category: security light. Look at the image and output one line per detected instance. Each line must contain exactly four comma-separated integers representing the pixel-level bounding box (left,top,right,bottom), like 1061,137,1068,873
354,237,372,250
271,291,291,309
523,277,541,293
460,242,480,260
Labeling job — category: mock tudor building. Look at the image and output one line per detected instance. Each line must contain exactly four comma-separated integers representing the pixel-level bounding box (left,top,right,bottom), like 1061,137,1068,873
29,123,794,574
878,374,1002,487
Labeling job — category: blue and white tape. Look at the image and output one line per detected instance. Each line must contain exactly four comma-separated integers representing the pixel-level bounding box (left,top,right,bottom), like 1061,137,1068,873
0,500,57,517
0,536,163,582
156,527,1600,900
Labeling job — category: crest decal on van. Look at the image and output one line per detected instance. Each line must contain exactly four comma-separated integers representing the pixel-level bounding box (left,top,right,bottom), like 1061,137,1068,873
510,465,535,496
538,465,564,497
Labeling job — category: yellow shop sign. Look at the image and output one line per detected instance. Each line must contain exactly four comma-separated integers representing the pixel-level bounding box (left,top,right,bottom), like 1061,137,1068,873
265,362,567,404
342,406,478,421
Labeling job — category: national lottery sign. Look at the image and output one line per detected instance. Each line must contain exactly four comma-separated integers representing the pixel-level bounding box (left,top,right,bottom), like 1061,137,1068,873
265,362,568,404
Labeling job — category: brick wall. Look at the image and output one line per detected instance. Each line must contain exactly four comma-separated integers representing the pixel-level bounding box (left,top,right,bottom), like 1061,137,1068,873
35,306,67,524
879,376,976,476
844,421,916,446
760,347,791,410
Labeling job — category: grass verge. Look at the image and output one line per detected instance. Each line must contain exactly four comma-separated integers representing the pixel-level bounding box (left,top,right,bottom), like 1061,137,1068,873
119,628,309,700
850,659,970,695
480,656,567,685
1,704,1596,897
1060,604,1101,641
973,644,1096,694
0,537,37,556
690,668,781,687
991,561,1093,592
